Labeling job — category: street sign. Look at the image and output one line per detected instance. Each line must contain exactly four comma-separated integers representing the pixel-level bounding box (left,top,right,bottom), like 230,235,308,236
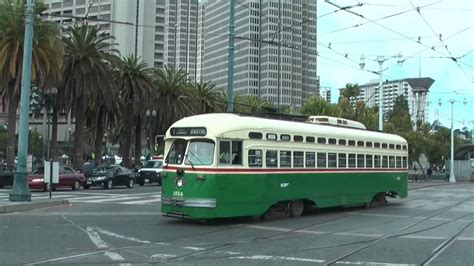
44,161,59,184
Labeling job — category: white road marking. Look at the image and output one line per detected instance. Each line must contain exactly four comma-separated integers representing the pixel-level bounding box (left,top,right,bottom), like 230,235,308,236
398,235,446,240
229,255,325,263
348,212,410,218
67,195,111,201
121,198,162,205
151,254,176,259
92,226,150,244
246,225,292,232
335,261,415,265
295,229,328,235
104,251,125,261
335,232,383,238
215,251,241,255
86,226,109,248
458,237,474,241
182,246,206,251
80,196,143,203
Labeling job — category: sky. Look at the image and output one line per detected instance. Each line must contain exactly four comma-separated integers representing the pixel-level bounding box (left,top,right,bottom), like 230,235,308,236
317,0,474,130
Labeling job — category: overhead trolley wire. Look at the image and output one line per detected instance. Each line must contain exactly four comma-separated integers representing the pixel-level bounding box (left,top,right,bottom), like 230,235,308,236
409,0,472,81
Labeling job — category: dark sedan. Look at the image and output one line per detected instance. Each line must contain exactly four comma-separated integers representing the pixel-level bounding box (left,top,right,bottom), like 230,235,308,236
0,165,15,188
85,165,135,189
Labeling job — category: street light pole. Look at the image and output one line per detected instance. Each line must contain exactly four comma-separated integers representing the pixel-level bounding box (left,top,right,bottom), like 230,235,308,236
9,0,35,201
376,56,384,132
68,127,72,164
449,99,456,183
146,110,156,159
226,0,235,112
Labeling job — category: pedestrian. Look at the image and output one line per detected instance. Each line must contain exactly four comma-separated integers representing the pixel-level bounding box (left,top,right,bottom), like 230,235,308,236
427,166,433,182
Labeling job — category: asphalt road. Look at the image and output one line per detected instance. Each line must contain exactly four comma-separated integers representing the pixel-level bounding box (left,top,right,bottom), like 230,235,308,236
1,182,474,265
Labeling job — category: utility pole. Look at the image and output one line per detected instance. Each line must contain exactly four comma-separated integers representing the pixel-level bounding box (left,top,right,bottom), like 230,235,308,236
277,0,281,107
135,0,139,57
226,0,235,112
10,0,35,201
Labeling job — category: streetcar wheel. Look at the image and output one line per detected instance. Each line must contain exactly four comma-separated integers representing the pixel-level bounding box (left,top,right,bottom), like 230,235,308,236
289,200,304,217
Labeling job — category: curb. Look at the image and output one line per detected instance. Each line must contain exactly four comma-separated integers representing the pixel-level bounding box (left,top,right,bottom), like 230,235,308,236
0,200,69,214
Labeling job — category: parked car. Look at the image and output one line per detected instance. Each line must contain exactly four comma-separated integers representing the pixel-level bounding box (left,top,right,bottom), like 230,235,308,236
28,166,86,191
85,165,135,189
137,158,163,186
0,165,15,188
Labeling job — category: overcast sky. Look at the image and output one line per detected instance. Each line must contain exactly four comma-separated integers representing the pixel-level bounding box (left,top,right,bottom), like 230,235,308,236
317,0,473,129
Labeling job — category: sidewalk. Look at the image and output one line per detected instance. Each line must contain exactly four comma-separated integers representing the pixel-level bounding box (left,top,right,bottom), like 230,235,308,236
0,194,69,214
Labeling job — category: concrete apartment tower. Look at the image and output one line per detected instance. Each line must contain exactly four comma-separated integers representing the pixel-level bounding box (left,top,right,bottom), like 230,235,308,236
340,77,435,124
203,0,318,108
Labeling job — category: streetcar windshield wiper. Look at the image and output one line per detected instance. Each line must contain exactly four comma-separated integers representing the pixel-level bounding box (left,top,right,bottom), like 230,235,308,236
185,152,197,170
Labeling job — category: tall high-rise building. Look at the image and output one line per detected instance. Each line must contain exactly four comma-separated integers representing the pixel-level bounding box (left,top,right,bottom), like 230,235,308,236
319,87,331,102
203,0,318,108
339,77,435,124
45,0,199,79
162,0,199,78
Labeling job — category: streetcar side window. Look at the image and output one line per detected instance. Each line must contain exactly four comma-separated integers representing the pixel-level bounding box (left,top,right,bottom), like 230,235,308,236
219,141,231,164
348,154,356,168
248,149,263,167
293,151,304,167
305,152,315,167
317,153,326,168
306,136,315,143
366,155,373,168
328,138,337,145
328,153,337,168
389,144,395,149
281,134,291,141
357,154,365,168
338,153,347,168
403,156,408,168
366,142,373,147
374,142,380,148
266,150,278,168
231,141,242,165
294,135,303,142
357,141,365,147
389,156,395,168
338,139,346,145
382,156,388,168
396,156,402,168
348,140,356,146
249,132,263,139
374,155,381,168
317,137,326,144
280,151,292,167
382,143,388,149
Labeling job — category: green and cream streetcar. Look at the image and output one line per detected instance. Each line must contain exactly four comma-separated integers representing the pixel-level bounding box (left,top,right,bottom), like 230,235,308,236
161,113,408,219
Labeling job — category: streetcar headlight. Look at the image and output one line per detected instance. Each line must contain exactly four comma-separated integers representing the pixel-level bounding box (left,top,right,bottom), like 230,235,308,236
176,178,184,187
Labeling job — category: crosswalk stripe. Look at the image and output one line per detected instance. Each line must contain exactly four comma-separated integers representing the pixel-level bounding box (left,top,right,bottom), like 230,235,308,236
80,196,144,203
121,198,162,205
67,195,112,201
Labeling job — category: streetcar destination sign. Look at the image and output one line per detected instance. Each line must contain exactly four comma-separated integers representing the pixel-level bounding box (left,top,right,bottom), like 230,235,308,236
170,127,207,136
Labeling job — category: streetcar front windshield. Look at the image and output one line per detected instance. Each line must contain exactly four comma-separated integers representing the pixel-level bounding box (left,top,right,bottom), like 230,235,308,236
185,140,215,165
166,139,187,164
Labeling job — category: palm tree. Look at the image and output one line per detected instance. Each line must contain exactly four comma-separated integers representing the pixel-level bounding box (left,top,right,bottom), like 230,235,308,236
0,0,63,165
153,67,193,134
60,23,118,171
115,55,154,167
190,81,225,114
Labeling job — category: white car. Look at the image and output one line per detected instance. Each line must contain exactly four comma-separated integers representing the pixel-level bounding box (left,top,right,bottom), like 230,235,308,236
137,159,163,186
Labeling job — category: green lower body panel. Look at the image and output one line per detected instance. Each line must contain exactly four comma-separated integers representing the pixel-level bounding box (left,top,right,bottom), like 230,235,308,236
161,170,408,219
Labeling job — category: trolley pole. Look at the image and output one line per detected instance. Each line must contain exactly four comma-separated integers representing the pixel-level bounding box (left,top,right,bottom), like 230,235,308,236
226,0,235,112
9,0,35,201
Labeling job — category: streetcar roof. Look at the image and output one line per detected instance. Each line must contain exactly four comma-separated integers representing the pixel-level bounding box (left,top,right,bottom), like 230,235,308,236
165,113,407,144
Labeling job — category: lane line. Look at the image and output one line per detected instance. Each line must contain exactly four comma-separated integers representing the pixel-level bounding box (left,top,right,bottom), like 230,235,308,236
80,196,143,203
